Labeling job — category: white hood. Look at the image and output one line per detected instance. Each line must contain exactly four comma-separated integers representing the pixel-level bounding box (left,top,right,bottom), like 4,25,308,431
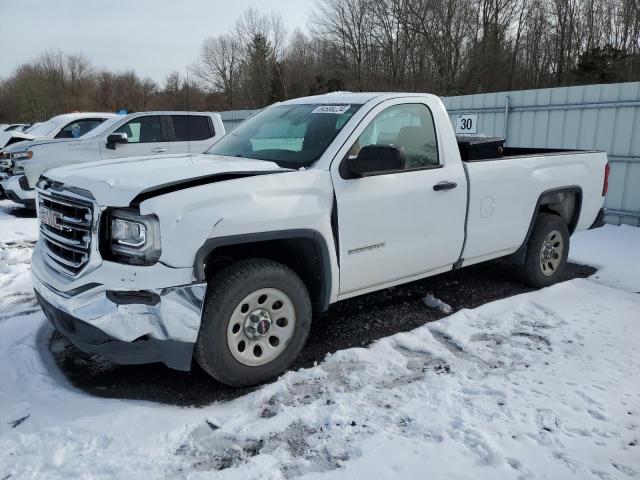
44,153,288,206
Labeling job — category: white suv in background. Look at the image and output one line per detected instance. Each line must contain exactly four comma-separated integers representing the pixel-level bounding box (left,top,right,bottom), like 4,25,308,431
2,112,225,207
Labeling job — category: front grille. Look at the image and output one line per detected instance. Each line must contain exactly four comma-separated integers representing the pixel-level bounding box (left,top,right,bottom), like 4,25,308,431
38,191,93,276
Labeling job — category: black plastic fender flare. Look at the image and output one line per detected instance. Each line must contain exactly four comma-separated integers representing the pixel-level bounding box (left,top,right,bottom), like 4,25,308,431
511,186,583,265
193,229,333,312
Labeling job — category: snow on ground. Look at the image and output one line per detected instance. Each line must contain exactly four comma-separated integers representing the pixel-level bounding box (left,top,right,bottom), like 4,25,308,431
422,292,453,314
0,200,39,242
0,201,38,322
0,207,638,479
570,225,640,294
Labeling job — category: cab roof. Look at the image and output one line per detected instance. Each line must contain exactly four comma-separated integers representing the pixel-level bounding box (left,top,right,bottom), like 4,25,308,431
280,92,435,106
48,112,117,122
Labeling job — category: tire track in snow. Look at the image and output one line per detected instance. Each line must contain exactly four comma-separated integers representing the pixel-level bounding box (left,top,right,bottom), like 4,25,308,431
173,302,579,477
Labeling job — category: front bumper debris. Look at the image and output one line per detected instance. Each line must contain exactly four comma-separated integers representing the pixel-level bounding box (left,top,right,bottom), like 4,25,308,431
1,174,35,207
32,268,206,371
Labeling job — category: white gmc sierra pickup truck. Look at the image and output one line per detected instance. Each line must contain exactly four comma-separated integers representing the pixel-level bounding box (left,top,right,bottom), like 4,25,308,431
31,93,608,387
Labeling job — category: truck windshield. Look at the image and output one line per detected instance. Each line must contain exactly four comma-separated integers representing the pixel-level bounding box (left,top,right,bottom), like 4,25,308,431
206,104,361,168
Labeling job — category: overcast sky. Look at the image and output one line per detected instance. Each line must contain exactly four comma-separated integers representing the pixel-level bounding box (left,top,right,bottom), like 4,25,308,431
0,0,313,84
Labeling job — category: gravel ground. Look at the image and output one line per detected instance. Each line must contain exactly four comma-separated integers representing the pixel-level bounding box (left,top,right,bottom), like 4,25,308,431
50,260,596,407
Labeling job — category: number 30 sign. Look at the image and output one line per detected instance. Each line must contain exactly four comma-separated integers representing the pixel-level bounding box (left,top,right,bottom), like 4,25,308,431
455,114,478,134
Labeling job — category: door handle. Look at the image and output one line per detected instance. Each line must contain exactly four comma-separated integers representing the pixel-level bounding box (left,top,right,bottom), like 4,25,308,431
151,147,168,153
433,181,458,191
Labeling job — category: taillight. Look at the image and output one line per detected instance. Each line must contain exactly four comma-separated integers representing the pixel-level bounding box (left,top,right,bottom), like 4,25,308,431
602,163,610,196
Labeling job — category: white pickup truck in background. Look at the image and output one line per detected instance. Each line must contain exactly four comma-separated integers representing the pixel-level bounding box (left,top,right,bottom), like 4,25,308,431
0,123,30,133
1,111,225,207
1,112,116,205
31,92,607,387
0,112,116,153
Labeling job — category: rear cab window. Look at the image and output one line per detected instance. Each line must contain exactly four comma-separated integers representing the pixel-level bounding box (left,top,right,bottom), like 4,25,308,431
171,115,214,141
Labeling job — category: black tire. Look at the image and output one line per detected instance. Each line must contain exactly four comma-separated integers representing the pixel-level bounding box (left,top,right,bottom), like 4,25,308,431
195,258,312,387
521,213,570,288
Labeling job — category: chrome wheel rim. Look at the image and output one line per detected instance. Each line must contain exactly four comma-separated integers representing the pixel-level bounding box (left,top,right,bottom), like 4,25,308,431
539,230,564,277
226,288,296,367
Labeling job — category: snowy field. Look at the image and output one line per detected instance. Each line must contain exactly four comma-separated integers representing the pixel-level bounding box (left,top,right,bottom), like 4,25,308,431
0,200,639,479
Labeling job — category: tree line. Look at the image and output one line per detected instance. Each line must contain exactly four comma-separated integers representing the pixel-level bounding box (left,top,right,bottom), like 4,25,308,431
0,51,210,123
1,0,639,123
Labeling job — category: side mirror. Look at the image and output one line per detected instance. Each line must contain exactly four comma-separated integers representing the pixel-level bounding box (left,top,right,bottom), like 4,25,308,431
347,144,405,177
106,133,128,150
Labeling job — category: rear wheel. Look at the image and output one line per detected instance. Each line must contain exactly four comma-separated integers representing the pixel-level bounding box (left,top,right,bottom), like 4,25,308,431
195,259,311,387
521,213,569,288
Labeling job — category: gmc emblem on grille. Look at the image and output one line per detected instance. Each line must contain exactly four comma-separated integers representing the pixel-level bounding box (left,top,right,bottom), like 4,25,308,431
40,206,63,230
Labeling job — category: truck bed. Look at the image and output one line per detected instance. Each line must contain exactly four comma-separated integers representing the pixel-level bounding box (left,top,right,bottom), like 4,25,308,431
462,146,601,162
459,149,607,266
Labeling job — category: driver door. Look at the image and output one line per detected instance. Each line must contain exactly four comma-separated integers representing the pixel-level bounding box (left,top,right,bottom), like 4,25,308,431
101,115,169,159
330,98,467,296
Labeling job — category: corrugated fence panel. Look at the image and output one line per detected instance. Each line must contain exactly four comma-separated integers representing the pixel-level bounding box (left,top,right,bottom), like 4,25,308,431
443,81,640,226
219,109,259,131
221,82,640,226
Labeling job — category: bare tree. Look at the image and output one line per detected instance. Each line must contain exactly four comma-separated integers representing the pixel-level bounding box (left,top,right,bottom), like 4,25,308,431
193,35,242,108
2,2,640,122
311,0,375,90
66,53,94,108
406,0,476,93
140,78,158,110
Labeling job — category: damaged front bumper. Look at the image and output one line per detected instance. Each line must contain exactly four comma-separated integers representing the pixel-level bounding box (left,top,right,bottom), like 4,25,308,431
32,251,206,371
1,174,35,207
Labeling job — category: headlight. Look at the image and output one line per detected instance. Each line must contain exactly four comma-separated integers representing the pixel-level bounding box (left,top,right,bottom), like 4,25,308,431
10,150,32,160
106,209,161,265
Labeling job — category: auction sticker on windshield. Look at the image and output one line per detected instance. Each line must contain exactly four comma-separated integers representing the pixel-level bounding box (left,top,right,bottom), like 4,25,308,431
312,105,351,114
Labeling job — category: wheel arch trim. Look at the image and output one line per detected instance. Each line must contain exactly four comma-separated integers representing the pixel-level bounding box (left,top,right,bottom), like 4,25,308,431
511,186,582,264
193,229,333,312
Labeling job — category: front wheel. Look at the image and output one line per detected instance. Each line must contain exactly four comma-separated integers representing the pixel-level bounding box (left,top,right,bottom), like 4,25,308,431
195,259,312,387
521,213,570,288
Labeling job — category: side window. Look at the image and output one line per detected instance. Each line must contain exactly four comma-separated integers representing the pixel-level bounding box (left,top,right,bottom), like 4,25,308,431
114,116,163,143
55,119,106,139
171,115,214,141
348,104,439,169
